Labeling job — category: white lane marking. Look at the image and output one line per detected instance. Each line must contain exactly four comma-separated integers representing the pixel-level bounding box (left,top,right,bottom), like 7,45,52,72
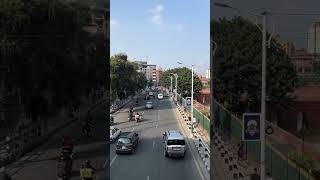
152,141,155,149
110,155,117,166
103,157,109,168
147,176,150,180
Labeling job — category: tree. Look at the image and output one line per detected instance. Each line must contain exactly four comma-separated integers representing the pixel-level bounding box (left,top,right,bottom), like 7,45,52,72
110,54,147,100
159,67,203,97
212,17,298,113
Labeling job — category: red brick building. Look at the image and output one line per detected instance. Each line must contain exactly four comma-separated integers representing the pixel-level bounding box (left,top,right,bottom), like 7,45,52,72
195,88,210,106
267,86,320,134
290,48,315,74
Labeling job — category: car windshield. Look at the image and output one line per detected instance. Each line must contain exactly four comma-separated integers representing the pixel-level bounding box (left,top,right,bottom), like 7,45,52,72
118,138,131,144
147,102,152,104
167,140,185,145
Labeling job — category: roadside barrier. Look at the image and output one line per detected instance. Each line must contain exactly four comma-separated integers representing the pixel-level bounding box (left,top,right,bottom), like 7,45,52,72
176,103,210,171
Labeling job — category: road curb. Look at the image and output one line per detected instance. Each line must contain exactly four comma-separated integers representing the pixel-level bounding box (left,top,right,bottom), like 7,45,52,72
175,103,210,172
110,96,135,114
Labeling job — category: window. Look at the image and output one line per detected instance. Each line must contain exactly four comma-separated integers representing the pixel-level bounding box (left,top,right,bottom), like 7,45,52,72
118,138,131,144
167,140,185,145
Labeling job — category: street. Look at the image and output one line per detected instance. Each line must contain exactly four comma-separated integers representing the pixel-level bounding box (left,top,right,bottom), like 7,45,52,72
5,101,109,180
110,96,209,180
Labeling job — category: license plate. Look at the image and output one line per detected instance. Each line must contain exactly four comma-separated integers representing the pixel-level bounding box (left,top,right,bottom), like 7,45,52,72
173,148,180,151
122,146,126,149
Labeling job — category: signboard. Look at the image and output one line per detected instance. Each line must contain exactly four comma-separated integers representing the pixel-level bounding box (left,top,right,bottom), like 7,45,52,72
242,113,261,141
186,97,191,106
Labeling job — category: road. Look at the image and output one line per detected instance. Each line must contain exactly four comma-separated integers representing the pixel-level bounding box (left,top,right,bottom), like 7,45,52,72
6,101,109,180
110,95,210,180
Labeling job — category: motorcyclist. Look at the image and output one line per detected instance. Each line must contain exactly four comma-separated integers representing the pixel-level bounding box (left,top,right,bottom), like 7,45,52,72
0,166,11,180
80,160,96,180
62,136,73,156
57,155,72,179
134,112,140,122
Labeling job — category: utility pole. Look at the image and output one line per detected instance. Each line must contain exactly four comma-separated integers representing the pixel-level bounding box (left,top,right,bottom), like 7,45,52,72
170,76,173,94
175,74,178,102
260,11,267,180
191,65,194,121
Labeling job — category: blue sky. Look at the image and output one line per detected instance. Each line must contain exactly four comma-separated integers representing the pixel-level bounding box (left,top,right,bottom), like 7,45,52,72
110,0,210,75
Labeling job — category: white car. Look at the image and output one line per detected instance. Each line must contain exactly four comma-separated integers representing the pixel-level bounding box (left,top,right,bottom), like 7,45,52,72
146,101,153,109
158,93,163,99
110,126,121,143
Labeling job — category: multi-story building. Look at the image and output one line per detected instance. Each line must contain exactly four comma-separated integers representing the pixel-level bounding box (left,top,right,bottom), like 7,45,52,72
290,48,314,74
134,61,157,84
307,22,320,55
156,68,163,86
205,69,210,80
274,35,295,57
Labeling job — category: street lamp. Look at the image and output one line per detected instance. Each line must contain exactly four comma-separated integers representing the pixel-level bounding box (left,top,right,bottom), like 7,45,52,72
214,3,267,179
177,62,195,123
170,73,178,102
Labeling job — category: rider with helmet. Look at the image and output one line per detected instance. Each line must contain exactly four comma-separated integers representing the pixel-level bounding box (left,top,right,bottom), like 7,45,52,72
62,136,73,154
80,160,96,180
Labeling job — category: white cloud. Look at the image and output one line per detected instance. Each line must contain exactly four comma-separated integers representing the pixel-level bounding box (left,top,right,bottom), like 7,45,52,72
150,15,163,25
147,4,184,31
147,4,164,14
110,19,120,29
168,24,184,31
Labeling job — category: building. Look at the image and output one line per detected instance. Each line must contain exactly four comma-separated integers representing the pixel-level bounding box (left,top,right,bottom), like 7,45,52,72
195,88,211,105
267,86,320,134
290,48,315,74
206,69,210,80
274,35,295,57
307,22,320,55
156,68,163,86
134,61,157,84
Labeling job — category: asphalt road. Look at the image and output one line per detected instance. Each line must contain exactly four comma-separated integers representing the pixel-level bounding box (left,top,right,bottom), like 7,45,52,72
6,101,109,180
110,96,210,180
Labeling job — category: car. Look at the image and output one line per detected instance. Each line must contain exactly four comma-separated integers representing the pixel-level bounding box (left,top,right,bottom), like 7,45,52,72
158,93,163,99
163,130,186,158
145,101,153,109
110,126,121,143
116,132,139,154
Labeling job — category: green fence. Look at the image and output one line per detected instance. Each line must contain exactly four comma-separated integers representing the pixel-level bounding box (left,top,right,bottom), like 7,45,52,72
177,94,210,134
212,99,316,180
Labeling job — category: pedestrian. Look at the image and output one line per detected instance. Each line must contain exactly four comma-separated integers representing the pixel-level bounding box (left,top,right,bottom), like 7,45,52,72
250,168,260,180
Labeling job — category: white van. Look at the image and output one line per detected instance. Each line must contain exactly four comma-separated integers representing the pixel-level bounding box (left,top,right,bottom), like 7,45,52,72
157,93,163,99
163,130,186,158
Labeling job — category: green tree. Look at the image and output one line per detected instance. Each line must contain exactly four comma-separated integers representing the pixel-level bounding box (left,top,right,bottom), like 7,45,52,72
110,54,146,100
159,67,203,97
212,17,298,113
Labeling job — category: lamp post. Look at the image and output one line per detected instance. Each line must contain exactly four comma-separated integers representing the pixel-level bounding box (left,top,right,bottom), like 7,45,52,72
214,3,267,179
170,76,173,94
177,61,195,122
170,73,178,102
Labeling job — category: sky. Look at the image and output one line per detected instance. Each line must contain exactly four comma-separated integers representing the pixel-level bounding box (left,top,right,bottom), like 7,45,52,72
110,0,210,75
214,0,320,49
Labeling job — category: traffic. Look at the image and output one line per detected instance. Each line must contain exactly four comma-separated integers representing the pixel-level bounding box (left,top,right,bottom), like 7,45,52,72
109,87,209,180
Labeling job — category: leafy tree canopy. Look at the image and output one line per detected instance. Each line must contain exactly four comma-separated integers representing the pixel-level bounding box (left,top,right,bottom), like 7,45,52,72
159,67,203,97
212,17,298,113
